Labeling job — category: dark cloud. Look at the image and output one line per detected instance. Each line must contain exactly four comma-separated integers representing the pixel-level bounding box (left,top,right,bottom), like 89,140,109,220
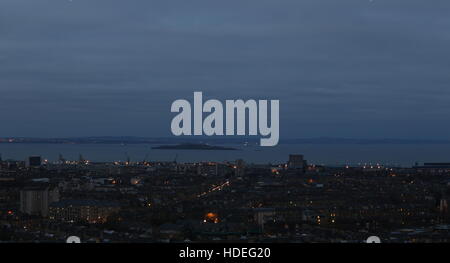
0,0,449,138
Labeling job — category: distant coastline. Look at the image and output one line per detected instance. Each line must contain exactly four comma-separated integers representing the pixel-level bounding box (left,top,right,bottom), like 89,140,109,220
152,143,238,151
1,136,450,145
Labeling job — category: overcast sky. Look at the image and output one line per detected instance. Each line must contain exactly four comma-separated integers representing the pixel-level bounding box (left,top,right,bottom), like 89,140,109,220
1,0,449,139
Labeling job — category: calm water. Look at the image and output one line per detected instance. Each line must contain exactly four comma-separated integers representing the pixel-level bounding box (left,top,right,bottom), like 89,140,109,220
1,143,450,167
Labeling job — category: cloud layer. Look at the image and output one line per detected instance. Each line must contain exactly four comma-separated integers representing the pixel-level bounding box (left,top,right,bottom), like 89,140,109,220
1,0,449,138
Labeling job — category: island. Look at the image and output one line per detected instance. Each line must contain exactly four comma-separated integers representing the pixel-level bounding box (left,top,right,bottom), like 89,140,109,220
152,143,238,151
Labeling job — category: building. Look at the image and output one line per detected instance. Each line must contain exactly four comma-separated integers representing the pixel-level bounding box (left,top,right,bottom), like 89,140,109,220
414,163,450,175
20,186,59,217
288,155,306,171
235,159,246,178
49,200,120,223
253,208,276,230
197,163,217,176
28,156,42,167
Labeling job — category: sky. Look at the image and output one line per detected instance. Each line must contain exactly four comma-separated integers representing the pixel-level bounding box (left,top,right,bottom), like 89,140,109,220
0,0,449,139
